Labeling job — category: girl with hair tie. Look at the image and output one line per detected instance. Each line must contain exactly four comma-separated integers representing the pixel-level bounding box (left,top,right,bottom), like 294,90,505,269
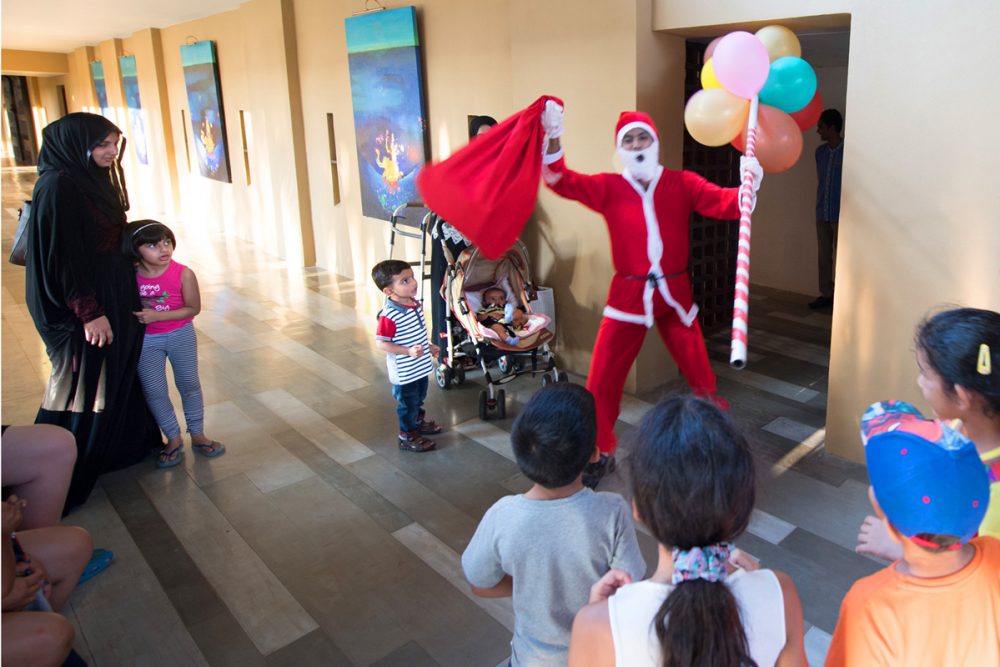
568,396,806,667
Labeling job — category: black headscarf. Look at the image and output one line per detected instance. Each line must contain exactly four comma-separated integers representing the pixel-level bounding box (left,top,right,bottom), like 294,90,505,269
469,115,498,139
37,112,130,218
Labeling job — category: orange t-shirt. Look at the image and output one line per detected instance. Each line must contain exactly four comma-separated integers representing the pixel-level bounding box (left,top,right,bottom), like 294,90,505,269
825,536,1000,666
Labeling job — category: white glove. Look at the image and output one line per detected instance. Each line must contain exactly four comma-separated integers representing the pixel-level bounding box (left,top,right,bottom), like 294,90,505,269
541,100,564,138
740,156,763,193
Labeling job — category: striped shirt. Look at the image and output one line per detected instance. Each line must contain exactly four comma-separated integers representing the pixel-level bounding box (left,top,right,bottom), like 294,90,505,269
375,298,434,385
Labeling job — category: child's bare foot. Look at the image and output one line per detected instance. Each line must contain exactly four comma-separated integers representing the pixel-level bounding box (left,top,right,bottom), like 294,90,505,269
190,434,226,458
157,436,185,469
856,515,902,561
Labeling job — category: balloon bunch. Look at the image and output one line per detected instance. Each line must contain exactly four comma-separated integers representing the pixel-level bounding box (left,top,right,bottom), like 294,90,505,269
685,25,821,173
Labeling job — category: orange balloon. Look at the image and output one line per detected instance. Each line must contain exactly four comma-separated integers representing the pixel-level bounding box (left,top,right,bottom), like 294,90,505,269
755,25,802,61
732,104,803,172
684,89,750,147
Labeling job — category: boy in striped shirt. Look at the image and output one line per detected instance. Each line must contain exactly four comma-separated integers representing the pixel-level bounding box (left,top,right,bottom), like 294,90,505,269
372,260,442,452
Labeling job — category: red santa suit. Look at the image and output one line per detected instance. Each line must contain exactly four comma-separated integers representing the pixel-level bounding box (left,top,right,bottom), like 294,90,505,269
544,112,741,454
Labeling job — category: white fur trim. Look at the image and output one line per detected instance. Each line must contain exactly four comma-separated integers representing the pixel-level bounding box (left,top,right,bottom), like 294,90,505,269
616,121,658,146
603,305,650,327
542,147,563,165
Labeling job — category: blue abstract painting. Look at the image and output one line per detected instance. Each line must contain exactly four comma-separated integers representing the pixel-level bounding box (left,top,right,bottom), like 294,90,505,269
345,7,428,221
90,61,111,118
118,56,149,166
180,41,231,183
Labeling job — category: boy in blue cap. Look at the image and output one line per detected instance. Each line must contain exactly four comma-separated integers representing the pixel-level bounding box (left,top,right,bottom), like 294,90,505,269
826,400,1000,666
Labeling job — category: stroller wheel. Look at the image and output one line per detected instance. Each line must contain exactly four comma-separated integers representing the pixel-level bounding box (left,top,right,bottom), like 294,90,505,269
435,365,453,390
478,390,489,420
496,389,506,419
454,365,466,385
541,372,553,387
556,371,569,383
498,354,512,375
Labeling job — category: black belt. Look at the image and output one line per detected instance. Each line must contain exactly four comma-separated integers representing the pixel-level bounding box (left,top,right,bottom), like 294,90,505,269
623,268,687,284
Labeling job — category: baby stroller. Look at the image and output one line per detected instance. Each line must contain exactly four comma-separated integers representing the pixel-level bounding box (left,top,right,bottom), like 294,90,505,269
432,221,567,420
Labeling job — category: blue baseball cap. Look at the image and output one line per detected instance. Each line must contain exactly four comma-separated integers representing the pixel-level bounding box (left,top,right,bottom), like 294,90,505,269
861,400,989,544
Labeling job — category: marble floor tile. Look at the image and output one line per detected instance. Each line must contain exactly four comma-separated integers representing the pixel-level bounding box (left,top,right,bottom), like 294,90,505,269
805,625,834,667
256,388,375,464
393,522,515,632
63,487,209,666
712,360,821,403
137,470,319,655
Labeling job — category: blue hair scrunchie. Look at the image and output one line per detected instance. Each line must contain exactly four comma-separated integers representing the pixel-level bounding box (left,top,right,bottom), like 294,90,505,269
671,542,733,585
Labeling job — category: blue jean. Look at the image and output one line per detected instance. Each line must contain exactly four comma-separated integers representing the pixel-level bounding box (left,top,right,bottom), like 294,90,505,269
391,377,428,433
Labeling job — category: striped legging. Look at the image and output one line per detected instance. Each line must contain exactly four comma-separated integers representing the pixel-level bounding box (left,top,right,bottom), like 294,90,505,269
137,322,204,440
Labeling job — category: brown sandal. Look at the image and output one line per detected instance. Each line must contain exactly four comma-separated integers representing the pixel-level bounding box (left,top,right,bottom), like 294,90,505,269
417,419,443,435
398,431,436,452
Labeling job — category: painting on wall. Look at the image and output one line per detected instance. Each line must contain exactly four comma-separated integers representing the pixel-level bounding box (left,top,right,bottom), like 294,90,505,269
180,41,231,183
118,56,149,166
345,6,428,221
90,60,111,118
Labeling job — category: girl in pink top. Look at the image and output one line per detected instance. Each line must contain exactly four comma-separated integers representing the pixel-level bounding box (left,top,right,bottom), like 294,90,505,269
125,220,225,468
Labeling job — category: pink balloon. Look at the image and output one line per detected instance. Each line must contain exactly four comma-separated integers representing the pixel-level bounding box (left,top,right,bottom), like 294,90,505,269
704,36,723,60
790,91,823,131
732,104,803,173
712,31,770,100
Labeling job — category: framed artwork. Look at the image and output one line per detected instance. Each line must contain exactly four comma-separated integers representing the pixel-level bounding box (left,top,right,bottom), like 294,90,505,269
118,56,149,165
90,60,110,118
345,6,429,221
179,41,231,183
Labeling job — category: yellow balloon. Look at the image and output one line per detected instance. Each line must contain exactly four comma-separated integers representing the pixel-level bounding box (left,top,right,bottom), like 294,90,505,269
701,58,722,89
684,88,750,147
755,25,802,62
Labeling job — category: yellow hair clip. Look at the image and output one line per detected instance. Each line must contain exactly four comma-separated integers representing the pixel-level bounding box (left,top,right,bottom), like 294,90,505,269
978,343,992,375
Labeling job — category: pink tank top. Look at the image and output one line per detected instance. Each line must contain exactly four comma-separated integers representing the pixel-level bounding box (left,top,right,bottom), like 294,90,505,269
136,260,193,335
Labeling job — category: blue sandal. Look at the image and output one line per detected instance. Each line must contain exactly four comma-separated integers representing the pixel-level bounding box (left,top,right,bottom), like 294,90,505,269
78,548,114,584
156,444,185,468
192,441,226,458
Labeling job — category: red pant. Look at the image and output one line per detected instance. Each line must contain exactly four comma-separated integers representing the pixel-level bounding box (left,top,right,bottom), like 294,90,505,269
585,310,716,454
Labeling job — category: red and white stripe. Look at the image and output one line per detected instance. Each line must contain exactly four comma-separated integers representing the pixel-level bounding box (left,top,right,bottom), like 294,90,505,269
730,97,759,369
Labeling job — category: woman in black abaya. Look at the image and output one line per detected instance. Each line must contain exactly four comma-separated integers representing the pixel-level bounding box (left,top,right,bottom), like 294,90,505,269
25,113,161,511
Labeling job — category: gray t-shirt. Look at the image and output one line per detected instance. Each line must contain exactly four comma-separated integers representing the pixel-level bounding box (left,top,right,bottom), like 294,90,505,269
461,488,646,666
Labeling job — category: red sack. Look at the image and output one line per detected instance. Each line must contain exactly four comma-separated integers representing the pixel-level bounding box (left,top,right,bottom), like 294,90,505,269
417,95,560,259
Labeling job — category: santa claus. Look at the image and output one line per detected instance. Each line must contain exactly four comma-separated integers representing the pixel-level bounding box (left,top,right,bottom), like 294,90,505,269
540,102,762,487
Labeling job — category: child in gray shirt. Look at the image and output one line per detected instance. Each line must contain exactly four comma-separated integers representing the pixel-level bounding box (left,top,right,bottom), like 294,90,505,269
461,383,646,666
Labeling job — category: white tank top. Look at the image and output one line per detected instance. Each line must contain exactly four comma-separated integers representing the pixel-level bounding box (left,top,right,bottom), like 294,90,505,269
607,569,786,666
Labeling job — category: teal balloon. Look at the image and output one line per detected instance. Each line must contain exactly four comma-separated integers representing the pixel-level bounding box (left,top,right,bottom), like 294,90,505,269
759,57,817,113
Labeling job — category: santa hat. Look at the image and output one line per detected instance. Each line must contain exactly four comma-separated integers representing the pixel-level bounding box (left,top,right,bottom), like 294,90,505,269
615,111,659,146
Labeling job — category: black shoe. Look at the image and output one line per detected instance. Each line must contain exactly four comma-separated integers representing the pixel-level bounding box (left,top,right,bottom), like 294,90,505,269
808,296,834,310
582,454,616,489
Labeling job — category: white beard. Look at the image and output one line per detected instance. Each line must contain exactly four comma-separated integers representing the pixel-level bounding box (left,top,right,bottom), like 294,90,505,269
618,141,660,182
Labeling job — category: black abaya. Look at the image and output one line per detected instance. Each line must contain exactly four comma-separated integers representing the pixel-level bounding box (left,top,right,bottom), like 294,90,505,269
25,113,161,512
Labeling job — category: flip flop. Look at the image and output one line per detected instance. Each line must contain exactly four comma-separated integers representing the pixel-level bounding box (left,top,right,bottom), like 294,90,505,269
78,548,114,584
156,445,185,469
192,441,226,458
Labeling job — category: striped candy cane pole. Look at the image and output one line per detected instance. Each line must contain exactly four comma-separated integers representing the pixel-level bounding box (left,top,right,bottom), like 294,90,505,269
730,96,760,369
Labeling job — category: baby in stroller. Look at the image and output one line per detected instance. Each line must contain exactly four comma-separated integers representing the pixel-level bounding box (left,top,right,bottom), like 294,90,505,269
476,287,528,345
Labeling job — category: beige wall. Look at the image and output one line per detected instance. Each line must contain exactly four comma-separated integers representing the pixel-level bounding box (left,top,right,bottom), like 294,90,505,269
1,49,69,76
120,29,182,219
653,0,1000,460
156,0,312,265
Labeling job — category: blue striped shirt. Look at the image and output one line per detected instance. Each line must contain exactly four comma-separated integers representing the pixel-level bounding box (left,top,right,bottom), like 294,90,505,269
816,142,843,222
376,299,434,385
